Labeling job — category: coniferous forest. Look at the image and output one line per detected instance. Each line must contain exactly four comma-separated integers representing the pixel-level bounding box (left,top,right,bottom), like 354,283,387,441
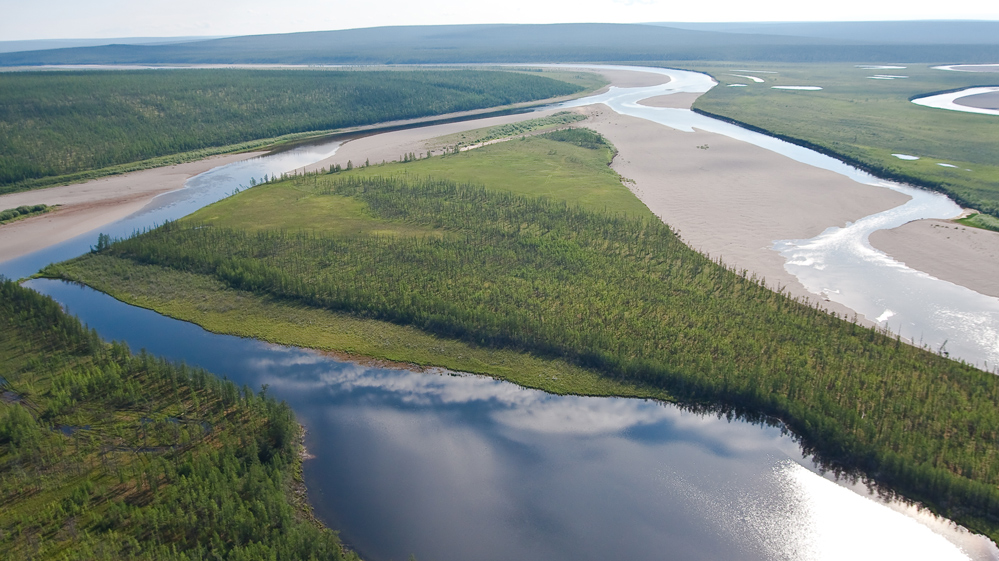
0,280,357,560
0,69,582,193
66,171,999,540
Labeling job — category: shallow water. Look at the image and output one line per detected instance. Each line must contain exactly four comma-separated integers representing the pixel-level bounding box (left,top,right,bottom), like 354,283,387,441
25,278,998,561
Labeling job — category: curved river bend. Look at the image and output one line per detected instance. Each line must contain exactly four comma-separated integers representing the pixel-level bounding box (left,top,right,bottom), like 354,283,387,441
24,278,999,561
3,65,999,559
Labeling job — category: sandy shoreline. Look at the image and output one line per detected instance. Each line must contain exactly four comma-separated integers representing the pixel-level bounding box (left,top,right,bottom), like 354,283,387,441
0,152,263,263
870,219,999,299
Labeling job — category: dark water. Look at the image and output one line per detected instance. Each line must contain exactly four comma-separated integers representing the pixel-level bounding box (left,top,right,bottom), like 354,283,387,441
25,278,994,561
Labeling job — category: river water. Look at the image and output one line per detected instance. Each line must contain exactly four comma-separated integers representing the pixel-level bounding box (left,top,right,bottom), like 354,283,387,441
23,278,998,561
4,65,999,559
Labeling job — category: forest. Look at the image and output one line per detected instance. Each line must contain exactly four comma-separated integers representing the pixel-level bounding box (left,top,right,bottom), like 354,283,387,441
0,279,357,560
0,68,582,193
49,129,999,540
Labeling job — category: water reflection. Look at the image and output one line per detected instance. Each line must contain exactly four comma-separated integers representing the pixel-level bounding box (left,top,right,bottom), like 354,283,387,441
25,278,997,561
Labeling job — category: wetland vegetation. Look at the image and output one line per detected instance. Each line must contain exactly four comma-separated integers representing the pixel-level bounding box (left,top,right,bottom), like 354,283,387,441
0,69,583,194
0,279,356,560
686,62,999,219
45,128,999,541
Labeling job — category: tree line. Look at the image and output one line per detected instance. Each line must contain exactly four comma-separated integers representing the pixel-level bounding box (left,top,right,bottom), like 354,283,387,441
0,69,582,193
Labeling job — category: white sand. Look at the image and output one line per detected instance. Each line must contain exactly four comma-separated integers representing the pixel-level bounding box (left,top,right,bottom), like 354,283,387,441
0,153,263,263
869,220,999,299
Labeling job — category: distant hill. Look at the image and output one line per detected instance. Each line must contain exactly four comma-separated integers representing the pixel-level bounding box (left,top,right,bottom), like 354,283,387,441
651,21,999,45
0,36,225,54
2,23,997,66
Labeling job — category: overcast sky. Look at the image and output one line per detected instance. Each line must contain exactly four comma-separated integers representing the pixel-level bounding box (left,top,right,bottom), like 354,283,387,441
2,0,998,41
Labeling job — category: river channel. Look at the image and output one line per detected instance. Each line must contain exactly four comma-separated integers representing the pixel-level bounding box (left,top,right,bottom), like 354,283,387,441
4,65,999,559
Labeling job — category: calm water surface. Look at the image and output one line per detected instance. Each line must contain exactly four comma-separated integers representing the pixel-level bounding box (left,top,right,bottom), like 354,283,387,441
24,278,998,561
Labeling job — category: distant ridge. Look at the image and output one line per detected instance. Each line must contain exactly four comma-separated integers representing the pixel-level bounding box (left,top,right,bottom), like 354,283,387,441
0,36,226,54
651,21,999,45
2,23,997,66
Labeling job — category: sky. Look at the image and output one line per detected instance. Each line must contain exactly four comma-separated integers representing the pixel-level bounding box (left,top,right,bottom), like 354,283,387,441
2,0,998,41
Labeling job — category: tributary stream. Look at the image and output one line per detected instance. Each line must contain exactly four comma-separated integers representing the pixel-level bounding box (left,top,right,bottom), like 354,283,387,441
4,65,999,560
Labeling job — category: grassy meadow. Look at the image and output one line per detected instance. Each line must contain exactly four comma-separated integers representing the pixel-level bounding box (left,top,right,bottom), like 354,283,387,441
685,62,999,218
45,125,999,540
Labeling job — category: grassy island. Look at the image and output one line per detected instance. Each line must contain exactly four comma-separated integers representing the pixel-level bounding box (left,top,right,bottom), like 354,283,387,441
0,279,357,560
45,124,999,541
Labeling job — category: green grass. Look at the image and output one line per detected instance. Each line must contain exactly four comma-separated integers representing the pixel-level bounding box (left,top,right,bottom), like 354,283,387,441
340,130,650,218
0,280,355,560
956,212,999,232
684,61,999,216
192,128,649,234
47,130,999,541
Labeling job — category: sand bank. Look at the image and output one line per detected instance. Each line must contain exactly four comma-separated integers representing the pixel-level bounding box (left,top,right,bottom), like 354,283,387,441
869,220,999,299
576,101,910,320
0,152,263,263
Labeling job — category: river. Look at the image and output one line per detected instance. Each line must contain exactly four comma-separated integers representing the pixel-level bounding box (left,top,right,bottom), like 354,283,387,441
3,65,999,559
23,278,999,561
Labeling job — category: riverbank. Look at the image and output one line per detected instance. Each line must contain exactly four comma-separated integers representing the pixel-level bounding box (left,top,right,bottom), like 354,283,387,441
869,218,999,299
0,152,264,263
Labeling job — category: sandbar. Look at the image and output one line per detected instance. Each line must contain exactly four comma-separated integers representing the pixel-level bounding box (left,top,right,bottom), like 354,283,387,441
637,93,705,108
0,152,263,263
869,220,999,299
